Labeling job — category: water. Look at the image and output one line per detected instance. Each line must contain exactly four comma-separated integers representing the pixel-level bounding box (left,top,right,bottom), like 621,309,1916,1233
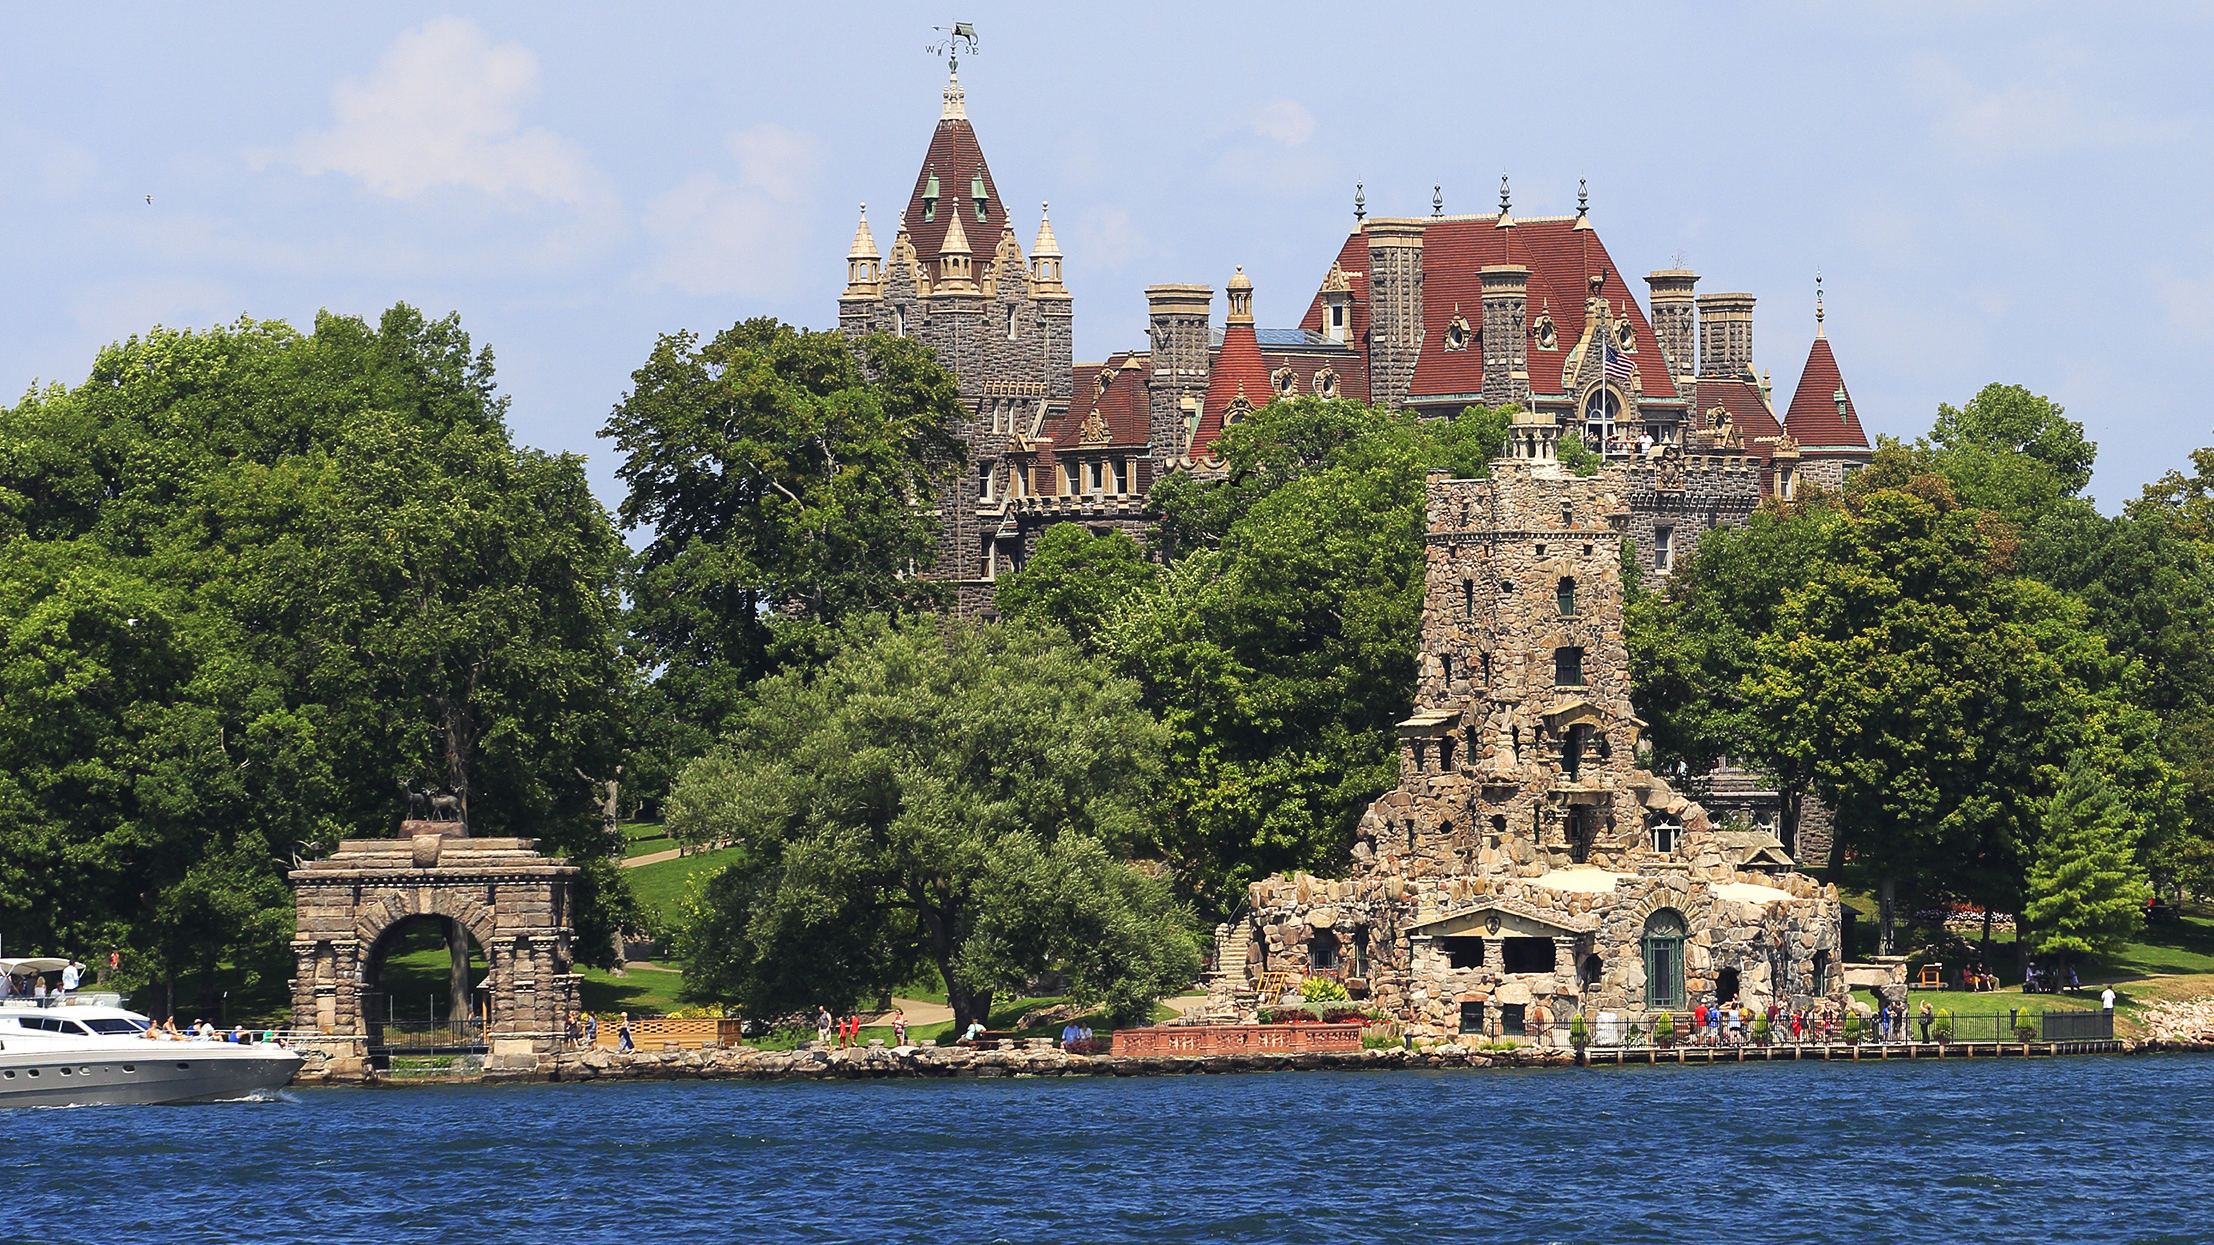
11,1055,2212,1243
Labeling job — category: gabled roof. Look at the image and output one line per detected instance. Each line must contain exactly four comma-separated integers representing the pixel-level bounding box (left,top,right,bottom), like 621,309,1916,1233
1297,216,1678,404
1782,335,1870,450
1695,377,1790,466
898,79,1010,276
1193,321,1270,457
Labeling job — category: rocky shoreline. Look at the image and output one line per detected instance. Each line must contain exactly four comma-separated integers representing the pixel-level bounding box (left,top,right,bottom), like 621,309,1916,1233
285,1036,2214,1087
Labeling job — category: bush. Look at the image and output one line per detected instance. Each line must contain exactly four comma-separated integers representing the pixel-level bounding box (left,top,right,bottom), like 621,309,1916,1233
1933,1009,1955,1042
1653,1012,1676,1047
1842,1012,1865,1044
2014,1018,2039,1042
1301,975,1350,1003
1752,1013,1773,1045
1569,1013,1590,1048
1360,1022,1402,1050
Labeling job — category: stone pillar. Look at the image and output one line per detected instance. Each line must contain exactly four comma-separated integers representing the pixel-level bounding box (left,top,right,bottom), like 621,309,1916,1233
1364,221,1426,410
1645,270,1698,388
1696,292,1755,378
1145,284,1213,466
1479,265,1530,406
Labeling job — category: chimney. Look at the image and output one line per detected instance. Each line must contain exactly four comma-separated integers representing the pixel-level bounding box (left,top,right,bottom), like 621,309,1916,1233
1364,220,1426,409
1479,264,1530,405
1145,284,1214,465
1696,292,1755,378
1644,269,1698,386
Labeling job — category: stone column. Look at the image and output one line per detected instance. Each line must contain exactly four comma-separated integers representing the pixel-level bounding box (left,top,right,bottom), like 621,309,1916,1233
1479,265,1530,405
1364,222,1426,410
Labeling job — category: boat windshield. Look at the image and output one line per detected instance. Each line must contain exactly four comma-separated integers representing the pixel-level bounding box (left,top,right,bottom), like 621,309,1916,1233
82,1018,146,1035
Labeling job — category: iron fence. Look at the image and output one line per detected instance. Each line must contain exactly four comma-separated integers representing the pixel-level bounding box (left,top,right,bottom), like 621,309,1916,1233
1585,1006,2111,1047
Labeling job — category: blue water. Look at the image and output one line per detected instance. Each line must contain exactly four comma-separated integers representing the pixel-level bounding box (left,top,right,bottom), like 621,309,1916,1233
12,1056,2213,1243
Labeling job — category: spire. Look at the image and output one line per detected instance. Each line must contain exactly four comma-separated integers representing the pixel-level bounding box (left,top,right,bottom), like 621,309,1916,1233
1029,202,1067,298
934,200,977,293
942,66,967,121
1432,183,1444,217
1031,201,1060,259
1354,182,1366,223
848,203,879,263
1815,271,1826,339
1573,177,1591,232
843,203,882,299
1496,173,1514,228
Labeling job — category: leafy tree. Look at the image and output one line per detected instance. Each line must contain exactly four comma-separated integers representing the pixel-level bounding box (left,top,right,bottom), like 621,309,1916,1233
992,523,1157,651
1556,431,1602,477
2131,428,2214,545
1110,398,1509,906
670,616,1195,1034
1851,383,2093,531
600,319,965,801
2023,756,2150,960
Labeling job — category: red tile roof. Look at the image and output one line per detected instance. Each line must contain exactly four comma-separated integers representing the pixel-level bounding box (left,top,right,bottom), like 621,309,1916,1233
1781,335,1869,449
1693,377,1790,465
1193,321,1271,456
899,116,1009,274
1297,216,1678,404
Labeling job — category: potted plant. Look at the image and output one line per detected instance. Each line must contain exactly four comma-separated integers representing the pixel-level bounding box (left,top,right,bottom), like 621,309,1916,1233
1653,1011,1676,1048
2013,1017,2038,1043
1841,1012,1864,1045
1569,1013,1590,1050
1752,1013,1772,1046
1933,1008,1955,1044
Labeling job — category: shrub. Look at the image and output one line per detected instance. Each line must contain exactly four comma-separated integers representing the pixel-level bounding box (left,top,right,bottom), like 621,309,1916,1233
1653,1012,1676,1047
1934,1009,1955,1042
2014,1018,2039,1042
1842,1012,1864,1044
1569,1013,1590,1048
1301,976,1351,1003
1360,1022,1402,1050
1752,1013,1772,1045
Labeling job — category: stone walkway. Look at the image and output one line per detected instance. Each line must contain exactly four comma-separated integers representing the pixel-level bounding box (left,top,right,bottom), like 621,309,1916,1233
623,848,683,869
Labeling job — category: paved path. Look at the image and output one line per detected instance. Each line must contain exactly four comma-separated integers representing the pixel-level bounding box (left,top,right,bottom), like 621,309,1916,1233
623,848,683,869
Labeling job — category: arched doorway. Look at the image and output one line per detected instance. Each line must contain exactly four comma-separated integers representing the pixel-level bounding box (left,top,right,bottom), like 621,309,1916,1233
1642,909,1685,1010
362,916,490,1053
1811,950,1832,1000
1715,966,1742,1006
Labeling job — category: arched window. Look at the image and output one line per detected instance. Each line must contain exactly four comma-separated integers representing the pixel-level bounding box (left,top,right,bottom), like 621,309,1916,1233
1642,909,1686,1010
1583,388,1621,448
1310,928,1339,971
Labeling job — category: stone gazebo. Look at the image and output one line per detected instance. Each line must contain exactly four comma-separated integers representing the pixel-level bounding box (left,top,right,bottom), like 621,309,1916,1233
290,818,581,1078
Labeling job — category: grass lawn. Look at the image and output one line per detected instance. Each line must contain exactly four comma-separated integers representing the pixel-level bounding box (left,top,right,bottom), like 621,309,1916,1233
575,962,692,1017
621,819,676,859
625,846,740,931
743,994,1183,1050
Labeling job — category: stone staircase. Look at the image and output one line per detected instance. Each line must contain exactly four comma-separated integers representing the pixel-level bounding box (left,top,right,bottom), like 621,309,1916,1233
1204,924,1257,1022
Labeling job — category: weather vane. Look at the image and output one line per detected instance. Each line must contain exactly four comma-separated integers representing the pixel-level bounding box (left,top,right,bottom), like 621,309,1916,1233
927,22,979,73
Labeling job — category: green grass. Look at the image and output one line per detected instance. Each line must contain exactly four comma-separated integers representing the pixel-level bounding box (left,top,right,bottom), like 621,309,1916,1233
739,994,1182,1049
625,846,741,931
2103,912,2214,978
1859,988,2091,1017
575,962,692,1017
621,820,676,859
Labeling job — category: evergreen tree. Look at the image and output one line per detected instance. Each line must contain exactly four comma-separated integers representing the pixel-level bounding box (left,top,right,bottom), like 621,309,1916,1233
2024,756,2150,960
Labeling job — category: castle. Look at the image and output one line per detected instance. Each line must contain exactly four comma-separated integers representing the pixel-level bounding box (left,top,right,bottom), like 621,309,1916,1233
834,67,1869,874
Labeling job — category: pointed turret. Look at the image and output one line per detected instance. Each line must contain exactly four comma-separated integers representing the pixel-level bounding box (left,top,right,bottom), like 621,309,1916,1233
1782,277,1872,484
942,66,967,121
1192,268,1270,457
842,203,882,300
1029,201,1068,300
933,203,978,294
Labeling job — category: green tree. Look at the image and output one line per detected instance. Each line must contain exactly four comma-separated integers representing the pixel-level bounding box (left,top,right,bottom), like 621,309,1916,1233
1851,383,2093,531
2024,756,2150,960
600,319,965,800
1556,430,1602,477
670,616,1195,1034
992,523,1157,651
1110,398,1509,905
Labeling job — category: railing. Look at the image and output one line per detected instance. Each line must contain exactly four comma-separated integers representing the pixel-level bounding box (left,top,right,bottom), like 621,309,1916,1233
1586,1008,2110,1047
370,1020,485,1052
1112,1024,1362,1056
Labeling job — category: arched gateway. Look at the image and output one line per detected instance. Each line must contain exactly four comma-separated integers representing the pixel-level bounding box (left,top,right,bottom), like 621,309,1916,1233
290,820,580,1078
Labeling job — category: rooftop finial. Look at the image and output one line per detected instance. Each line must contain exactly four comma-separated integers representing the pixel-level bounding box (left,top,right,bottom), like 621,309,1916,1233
1500,173,1511,216
1576,178,1588,218
927,22,978,119
1433,183,1444,217
1815,270,1825,338
1354,182,1366,223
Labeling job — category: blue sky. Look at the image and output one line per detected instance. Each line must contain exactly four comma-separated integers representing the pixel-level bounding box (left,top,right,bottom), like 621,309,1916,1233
2,2,2206,513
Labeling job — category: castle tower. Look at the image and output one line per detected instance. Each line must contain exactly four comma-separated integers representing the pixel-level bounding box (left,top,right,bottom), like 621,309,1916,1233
1781,278,1873,491
1030,204,1073,401
1146,284,1214,463
1365,220,1426,409
1696,291,1756,378
838,205,883,336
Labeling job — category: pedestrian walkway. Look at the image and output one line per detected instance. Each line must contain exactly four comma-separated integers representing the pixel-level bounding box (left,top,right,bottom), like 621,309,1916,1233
623,848,683,869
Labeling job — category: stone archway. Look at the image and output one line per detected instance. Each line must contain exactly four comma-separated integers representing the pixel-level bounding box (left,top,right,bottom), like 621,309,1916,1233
291,826,580,1077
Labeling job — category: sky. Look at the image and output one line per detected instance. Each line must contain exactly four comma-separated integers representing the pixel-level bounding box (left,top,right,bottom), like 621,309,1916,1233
2,2,2208,514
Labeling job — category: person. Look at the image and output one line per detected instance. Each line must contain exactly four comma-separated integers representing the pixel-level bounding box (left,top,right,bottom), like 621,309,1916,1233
1693,1001,1708,1043
162,1016,183,1039
0,972,12,1001
1876,1004,1890,1042
141,1018,161,1040
564,1010,581,1048
616,1012,635,1053
2070,966,2081,992
892,1008,907,1047
582,1012,599,1048
961,1019,986,1046
1725,1005,1741,1045
816,1007,833,1046
1918,1001,1934,1042
848,1013,863,1048
34,976,48,1005
1061,1021,1079,1049
59,960,81,1000
2102,985,2116,1014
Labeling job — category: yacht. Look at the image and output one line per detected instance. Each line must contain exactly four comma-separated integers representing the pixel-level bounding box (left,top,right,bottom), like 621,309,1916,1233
0,959,302,1107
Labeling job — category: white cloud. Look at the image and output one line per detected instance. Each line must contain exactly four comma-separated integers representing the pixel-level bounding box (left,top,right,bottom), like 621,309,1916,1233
642,124,823,296
1911,54,2172,161
1069,206,1146,272
290,17,599,206
1250,99,1316,148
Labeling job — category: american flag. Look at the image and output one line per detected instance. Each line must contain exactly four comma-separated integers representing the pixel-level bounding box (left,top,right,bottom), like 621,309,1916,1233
1604,344,1636,384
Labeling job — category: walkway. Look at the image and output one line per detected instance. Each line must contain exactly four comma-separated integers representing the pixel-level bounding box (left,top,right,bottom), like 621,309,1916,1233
623,848,683,869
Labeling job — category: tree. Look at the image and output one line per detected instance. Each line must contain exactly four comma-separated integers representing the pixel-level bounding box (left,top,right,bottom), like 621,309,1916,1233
600,319,965,803
992,523,1157,651
1556,431,1602,477
670,616,1196,1034
1108,398,1510,905
1851,383,2093,532
2024,756,2150,961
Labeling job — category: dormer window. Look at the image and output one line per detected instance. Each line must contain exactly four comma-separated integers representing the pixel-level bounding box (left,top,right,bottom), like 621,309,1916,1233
971,173,987,222
923,169,939,222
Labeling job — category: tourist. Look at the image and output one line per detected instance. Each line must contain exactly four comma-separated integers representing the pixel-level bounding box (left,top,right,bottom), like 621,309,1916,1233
816,1006,833,1046
565,1011,580,1048
849,1012,863,1047
1725,1005,1741,1045
1061,1021,1079,1048
616,1012,635,1053
163,1016,183,1039
60,959,81,1000
892,1008,907,1046
1693,1001,1708,1042
961,1019,986,1046
583,1012,599,1048
34,975,48,1005
1918,1001,1934,1042
2102,985,2116,1015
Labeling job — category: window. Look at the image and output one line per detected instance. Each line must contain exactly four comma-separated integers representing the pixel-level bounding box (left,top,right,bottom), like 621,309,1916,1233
923,171,939,222
1650,819,1678,854
1490,813,1507,838
1410,740,1426,773
1405,820,1415,852
1439,735,1456,770
1643,910,1687,1010
1440,654,1454,684
1554,647,1584,687
1654,526,1674,572
1463,578,1474,619
1778,465,1796,500
1352,929,1370,979
1088,462,1104,495
978,464,994,502
1562,724,1586,780
1066,462,1082,495
971,173,988,222
1500,1003,1527,1037
1502,937,1556,974
1113,459,1129,495
1480,652,1491,685
1812,950,1832,997
1557,577,1576,616
893,305,905,337
1007,305,1019,340
1443,938,1486,971
1582,388,1621,447
1459,1001,1485,1034
1310,929,1339,971
1331,303,1345,332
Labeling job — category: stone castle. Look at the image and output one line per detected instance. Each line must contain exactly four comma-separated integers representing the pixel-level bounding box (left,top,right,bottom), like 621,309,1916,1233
832,69,1868,1015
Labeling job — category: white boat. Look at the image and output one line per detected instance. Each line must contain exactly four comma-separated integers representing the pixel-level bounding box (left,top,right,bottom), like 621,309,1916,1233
0,959,301,1107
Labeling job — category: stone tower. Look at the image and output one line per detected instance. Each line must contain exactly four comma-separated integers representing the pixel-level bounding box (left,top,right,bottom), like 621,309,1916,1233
1644,269,1698,392
1364,220,1426,409
1696,291,1755,378
1146,284,1214,466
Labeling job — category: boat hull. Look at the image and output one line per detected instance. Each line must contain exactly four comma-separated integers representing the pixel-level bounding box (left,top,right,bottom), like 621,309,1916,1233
0,1045,302,1108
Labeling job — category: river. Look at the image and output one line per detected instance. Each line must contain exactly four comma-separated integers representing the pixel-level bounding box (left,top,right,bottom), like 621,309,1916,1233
15,1055,2210,1243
